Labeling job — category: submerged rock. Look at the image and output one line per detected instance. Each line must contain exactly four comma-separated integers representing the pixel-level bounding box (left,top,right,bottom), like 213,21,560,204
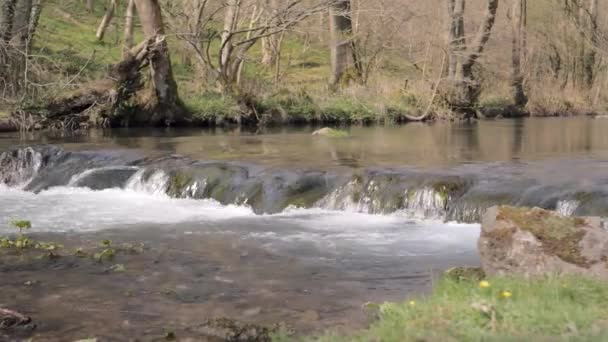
0,308,36,332
478,206,608,279
311,127,349,138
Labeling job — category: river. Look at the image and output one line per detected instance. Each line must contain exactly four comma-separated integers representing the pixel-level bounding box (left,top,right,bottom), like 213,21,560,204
0,117,607,340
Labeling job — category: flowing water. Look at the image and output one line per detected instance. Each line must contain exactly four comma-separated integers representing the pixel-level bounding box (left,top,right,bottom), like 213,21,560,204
1,117,608,340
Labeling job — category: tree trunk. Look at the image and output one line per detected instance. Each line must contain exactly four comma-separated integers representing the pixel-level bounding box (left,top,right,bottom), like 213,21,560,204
329,0,361,86
25,0,41,52
444,0,499,115
0,0,17,44
583,0,597,89
10,0,32,47
0,0,18,94
446,0,465,79
133,0,184,125
261,0,279,66
218,0,240,93
7,0,32,93
86,0,94,12
96,0,117,41
123,0,135,56
510,0,527,107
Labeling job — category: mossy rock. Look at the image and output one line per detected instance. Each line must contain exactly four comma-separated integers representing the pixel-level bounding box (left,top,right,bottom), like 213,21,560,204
166,172,194,198
444,267,486,282
496,206,588,266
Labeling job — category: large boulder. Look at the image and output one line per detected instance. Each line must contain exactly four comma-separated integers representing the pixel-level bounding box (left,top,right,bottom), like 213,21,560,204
478,206,608,279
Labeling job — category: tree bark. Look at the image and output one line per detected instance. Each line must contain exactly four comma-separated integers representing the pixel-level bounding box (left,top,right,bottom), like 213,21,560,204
96,0,117,41
510,0,527,107
25,0,41,53
133,0,184,125
583,0,597,89
123,0,135,56
0,0,17,44
219,0,240,92
261,0,279,66
329,0,362,86
446,0,465,78
444,0,499,115
0,0,18,93
86,0,94,12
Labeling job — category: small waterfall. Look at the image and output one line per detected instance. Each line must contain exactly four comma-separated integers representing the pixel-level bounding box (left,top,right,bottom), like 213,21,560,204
556,199,580,216
68,166,139,189
0,147,43,187
125,169,170,195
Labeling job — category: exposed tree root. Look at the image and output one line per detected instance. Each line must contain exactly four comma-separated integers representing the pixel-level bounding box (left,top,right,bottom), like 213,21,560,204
11,36,184,131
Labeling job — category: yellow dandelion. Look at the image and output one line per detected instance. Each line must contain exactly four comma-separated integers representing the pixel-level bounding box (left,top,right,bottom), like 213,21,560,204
500,291,512,298
409,300,416,306
479,280,491,288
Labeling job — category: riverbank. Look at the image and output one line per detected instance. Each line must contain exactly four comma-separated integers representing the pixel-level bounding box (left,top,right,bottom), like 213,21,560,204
312,275,608,341
3,0,607,132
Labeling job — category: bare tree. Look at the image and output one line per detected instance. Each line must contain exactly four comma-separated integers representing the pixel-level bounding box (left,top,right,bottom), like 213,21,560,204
96,0,117,41
445,0,499,116
509,0,527,107
165,0,332,94
329,0,362,86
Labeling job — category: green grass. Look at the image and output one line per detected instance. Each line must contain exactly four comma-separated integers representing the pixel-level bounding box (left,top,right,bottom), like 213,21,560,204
307,276,608,342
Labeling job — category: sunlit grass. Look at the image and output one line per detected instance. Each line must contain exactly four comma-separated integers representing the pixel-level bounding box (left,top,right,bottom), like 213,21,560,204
310,276,608,342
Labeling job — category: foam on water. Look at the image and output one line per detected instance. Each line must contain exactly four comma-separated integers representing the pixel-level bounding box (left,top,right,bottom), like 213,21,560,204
0,185,480,258
0,185,254,232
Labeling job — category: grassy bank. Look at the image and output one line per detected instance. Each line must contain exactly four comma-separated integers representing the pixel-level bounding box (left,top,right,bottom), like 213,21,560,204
308,276,608,341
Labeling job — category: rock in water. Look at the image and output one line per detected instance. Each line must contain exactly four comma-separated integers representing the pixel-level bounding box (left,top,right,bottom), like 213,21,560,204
478,206,608,279
311,127,348,138
0,308,35,332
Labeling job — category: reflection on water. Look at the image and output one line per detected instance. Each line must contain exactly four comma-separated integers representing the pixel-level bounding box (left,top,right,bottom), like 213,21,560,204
1,117,607,168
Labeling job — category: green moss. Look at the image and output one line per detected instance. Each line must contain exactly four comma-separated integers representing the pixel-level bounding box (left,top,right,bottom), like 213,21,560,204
258,90,319,123
444,267,486,282
186,92,241,123
320,98,376,123
166,172,194,197
497,206,588,266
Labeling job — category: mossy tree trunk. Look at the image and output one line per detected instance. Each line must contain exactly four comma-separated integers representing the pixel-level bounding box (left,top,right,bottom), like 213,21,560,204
329,0,362,87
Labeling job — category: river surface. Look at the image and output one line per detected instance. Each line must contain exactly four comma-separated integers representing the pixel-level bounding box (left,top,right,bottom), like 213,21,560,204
0,117,607,340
